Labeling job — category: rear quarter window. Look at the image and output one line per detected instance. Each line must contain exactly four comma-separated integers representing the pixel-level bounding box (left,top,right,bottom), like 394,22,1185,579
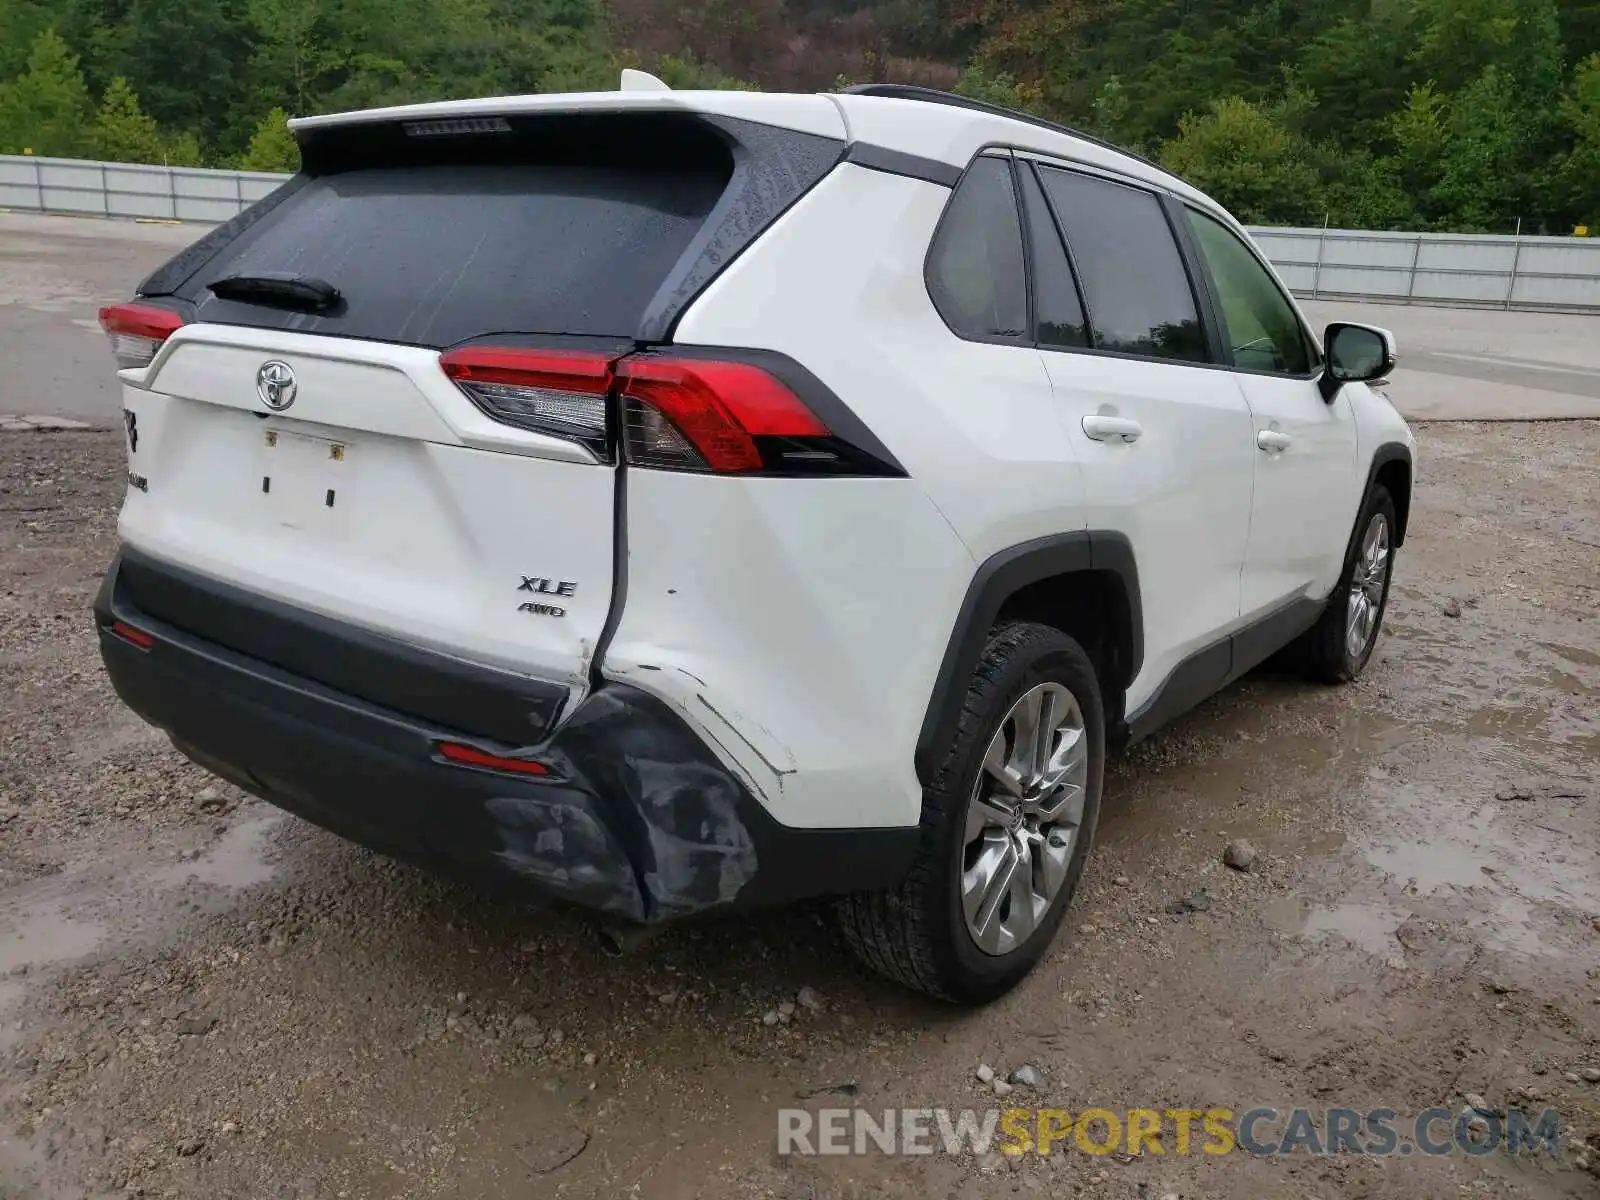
925,156,1029,343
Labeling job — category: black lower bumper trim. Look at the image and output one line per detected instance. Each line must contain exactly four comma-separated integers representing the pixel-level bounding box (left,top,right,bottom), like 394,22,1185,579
95,553,918,922
116,547,568,745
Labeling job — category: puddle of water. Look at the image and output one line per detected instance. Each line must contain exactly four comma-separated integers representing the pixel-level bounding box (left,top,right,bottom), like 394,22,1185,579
1364,783,1600,910
1263,895,1407,958
154,815,280,890
1543,641,1600,670
0,903,107,976
0,980,23,1052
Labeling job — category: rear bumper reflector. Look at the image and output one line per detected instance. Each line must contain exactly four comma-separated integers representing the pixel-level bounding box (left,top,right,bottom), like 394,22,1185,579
109,620,155,650
436,741,549,776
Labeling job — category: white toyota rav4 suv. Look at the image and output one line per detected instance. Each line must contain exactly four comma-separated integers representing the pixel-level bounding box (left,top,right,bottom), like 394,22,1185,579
95,80,1414,1002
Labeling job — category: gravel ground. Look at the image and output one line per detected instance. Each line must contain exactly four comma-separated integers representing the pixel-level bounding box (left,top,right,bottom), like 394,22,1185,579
2,418,1599,1199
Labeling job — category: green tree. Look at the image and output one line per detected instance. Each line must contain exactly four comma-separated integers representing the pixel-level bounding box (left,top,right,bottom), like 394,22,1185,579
1160,95,1320,224
119,0,252,149
89,74,163,160
245,0,337,115
238,105,299,171
0,28,92,155
1558,53,1600,224
653,53,756,89
1429,67,1533,230
1410,0,1564,100
1296,4,1417,146
1088,74,1131,142
953,63,1040,110
1388,82,1450,211
161,129,204,165
0,0,57,81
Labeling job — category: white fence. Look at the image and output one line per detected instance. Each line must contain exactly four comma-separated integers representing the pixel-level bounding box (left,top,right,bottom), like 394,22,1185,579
0,154,284,223
4,153,1599,311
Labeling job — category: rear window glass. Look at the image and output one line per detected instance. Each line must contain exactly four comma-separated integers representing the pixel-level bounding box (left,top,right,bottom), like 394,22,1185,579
177,152,730,348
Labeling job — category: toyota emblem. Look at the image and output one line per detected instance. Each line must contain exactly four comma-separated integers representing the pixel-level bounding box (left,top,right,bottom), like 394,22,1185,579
256,360,297,411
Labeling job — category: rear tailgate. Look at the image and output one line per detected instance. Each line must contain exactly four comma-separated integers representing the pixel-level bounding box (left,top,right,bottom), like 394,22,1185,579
116,100,847,725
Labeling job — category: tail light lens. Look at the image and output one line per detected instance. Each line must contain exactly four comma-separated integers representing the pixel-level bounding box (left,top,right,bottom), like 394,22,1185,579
617,357,827,473
440,346,903,477
440,347,613,456
99,303,184,370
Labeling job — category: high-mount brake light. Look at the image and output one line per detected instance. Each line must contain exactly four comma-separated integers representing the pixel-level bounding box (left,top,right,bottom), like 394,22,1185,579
99,304,184,370
403,116,512,137
440,347,615,456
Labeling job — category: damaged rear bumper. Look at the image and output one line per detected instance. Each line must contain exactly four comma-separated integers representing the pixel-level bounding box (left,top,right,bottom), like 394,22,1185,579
94,551,918,923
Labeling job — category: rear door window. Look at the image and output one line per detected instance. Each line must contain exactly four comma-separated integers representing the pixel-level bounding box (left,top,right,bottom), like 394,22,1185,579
1017,163,1089,350
925,156,1028,343
1036,166,1207,364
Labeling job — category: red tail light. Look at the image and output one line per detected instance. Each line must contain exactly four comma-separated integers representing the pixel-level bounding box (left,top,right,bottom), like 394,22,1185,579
439,345,903,477
436,741,550,776
616,357,828,473
99,303,184,370
440,347,615,456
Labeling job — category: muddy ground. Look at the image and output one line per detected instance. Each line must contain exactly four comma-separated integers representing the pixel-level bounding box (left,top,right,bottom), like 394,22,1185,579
0,420,1597,1200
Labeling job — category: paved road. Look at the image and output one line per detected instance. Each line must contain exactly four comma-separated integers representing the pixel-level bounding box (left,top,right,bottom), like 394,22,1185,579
4,210,1599,423
0,213,195,425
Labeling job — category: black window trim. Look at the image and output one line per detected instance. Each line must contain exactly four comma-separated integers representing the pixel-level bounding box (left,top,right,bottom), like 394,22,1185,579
1021,154,1226,371
1178,202,1325,382
921,148,1033,349
1015,159,1093,352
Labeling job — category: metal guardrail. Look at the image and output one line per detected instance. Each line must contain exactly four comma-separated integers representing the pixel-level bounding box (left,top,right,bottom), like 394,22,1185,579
0,154,284,223
1248,226,1600,311
4,153,1598,310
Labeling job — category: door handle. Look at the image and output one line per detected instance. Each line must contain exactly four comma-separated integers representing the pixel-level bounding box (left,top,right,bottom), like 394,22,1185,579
1256,429,1293,454
1082,415,1143,443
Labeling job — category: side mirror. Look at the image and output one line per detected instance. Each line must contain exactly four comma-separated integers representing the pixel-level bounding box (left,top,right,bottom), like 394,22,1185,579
1319,322,1397,402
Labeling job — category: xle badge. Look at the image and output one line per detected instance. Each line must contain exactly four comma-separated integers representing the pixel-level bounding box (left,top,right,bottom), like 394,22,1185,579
518,575,576,619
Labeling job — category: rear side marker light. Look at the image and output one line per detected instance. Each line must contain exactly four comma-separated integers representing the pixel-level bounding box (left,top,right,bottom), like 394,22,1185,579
440,347,613,456
99,303,184,370
436,741,549,776
108,620,155,650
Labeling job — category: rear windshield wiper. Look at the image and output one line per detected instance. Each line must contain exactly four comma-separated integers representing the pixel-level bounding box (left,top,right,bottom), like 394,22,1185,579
207,272,341,313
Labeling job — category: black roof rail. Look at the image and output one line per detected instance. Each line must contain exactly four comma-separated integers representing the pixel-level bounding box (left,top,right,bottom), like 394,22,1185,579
838,83,1167,175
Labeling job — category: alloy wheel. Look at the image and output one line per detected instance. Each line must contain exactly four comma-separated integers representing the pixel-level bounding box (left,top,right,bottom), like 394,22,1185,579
1345,512,1390,660
960,682,1089,956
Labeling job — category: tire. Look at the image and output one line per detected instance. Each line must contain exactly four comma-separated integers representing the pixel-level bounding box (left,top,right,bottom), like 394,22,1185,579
1295,485,1398,683
835,621,1104,1003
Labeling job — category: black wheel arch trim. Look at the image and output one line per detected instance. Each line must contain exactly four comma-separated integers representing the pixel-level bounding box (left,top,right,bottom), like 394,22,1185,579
1365,442,1413,546
914,531,1142,783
